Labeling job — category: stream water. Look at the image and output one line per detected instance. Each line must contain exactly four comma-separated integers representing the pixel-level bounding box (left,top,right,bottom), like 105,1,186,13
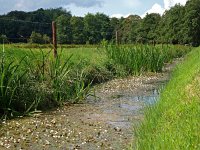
0,62,177,150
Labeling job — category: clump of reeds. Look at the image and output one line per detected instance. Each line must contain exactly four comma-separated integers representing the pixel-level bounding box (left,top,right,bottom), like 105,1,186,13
0,49,93,119
105,44,191,75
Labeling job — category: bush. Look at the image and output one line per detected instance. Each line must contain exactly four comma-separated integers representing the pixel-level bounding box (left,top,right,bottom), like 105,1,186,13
28,31,50,44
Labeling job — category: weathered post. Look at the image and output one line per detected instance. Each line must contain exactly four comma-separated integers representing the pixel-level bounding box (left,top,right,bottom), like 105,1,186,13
52,21,57,58
116,30,119,45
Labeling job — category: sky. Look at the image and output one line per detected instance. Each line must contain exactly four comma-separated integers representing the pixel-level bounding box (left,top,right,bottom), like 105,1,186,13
0,0,187,18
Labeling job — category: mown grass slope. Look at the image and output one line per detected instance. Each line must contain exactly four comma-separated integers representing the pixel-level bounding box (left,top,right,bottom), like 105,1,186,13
134,47,200,149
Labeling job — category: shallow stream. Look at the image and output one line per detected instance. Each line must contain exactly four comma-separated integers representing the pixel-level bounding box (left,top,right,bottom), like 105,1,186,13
0,61,178,150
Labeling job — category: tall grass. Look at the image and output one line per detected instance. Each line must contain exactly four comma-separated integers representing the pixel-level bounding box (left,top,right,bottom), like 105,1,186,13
0,56,27,118
0,48,94,118
24,49,75,105
133,47,200,149
105,44,191,75
0,44,191,119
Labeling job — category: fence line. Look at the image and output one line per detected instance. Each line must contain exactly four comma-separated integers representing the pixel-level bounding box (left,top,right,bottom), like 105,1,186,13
0,18,121,48
0,18,118,35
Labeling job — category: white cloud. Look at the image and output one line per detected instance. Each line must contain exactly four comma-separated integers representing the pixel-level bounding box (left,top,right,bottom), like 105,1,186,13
164,0,187,9
141,3,164,18
142,0,187,18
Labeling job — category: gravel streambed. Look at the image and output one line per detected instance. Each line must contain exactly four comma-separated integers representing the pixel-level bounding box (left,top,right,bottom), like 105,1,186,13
0,61,178,150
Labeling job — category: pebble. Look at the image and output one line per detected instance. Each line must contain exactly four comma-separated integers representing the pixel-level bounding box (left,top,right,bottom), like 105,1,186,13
45,140,50,145
114,127,122,132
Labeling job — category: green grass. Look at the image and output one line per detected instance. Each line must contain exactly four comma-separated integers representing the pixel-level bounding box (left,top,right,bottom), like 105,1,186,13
133,47,200,150
3,45,105,64
0,44,191,119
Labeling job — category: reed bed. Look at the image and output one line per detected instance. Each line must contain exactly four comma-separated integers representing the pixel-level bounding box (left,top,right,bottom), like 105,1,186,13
105,44,191,75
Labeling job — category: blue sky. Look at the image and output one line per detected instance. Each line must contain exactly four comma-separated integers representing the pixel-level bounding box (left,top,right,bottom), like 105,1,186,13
0,0,187,17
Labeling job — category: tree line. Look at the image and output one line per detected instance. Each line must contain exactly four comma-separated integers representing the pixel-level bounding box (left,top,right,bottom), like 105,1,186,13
0,0,200,46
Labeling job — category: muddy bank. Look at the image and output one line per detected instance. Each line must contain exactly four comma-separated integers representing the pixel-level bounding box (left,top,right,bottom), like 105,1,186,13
0,61,178,150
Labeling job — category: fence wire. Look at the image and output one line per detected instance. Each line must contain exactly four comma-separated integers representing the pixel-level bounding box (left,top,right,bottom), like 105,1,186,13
0,18,122,44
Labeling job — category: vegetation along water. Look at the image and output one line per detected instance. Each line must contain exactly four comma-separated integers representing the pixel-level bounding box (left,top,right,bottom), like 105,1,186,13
0,44,191,119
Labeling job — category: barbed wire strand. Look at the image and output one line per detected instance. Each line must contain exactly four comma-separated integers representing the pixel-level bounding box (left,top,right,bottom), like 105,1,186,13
0,18,118,34
0,18,122,40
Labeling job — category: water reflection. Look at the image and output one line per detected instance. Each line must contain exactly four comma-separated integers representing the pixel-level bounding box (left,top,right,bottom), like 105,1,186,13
105,84,166,128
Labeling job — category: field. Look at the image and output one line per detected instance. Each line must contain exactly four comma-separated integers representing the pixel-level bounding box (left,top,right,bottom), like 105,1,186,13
134,47,200,149
0,44,191,119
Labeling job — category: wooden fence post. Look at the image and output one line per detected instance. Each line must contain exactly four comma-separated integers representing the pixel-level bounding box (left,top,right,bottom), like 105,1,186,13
52,21,57,58
116,30,119,45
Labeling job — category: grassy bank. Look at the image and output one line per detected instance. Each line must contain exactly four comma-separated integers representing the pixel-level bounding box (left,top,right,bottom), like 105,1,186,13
0,44,191,119
134,47,200,149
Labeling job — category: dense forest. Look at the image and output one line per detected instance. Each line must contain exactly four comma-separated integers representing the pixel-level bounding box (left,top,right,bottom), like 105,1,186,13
0,0,200,46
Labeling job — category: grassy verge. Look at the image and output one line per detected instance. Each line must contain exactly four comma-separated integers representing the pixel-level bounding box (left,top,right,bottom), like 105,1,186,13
134,47,200,149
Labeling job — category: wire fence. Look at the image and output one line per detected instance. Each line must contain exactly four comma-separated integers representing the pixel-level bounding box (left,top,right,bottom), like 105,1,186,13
0,18,129,62
0,17,124,46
